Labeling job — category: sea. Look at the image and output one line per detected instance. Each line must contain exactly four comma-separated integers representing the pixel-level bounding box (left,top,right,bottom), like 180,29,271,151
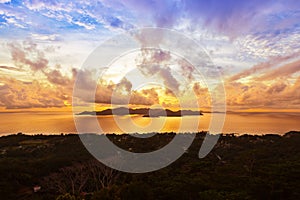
0,111,299,136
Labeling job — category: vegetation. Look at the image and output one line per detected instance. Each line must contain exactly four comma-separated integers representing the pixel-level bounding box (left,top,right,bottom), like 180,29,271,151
0,131,299,199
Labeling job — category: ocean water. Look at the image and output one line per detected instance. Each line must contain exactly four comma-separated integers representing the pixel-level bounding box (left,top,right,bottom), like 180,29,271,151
0,111,299,136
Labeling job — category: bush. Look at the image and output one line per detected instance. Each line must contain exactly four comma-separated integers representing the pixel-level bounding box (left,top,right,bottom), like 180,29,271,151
56,193,76,200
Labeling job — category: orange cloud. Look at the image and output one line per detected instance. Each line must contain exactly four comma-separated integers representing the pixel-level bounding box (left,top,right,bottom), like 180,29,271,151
256,59,300,81
2,40,299,112
0,77,66,109
225,53,300,110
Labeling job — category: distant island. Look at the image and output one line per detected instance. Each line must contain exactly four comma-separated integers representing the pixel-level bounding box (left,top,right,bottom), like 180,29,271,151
78,107,203,117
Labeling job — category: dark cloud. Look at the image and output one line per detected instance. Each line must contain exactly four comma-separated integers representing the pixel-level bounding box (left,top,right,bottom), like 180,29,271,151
267,82,287,95
46,69,72,85
0,65,24,72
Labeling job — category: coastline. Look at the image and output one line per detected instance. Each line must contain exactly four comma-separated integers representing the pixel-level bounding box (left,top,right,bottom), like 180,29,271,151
1,130,299,137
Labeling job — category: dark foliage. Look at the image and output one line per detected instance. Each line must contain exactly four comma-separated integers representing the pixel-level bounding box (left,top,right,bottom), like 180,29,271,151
0,131,299,199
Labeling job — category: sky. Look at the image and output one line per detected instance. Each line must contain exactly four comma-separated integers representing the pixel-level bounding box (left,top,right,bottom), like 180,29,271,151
0,0,300,112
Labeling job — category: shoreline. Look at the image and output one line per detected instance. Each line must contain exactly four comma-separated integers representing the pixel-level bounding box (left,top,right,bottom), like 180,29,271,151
1,130,299,138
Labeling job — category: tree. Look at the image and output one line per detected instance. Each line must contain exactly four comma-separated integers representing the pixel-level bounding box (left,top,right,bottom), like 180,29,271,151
56,193,76,200
86,159,120,191
42,163,88,195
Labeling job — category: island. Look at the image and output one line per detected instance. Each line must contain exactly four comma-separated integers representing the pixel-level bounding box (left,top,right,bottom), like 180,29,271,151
78,107,203,117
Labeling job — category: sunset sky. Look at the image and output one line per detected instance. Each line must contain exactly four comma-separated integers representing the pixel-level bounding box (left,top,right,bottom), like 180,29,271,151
0,0,300,113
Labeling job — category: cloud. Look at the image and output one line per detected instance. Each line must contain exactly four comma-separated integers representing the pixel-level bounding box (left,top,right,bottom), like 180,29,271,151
0,0,11,3
0,62,152,109
21,0,134,32
1,0,299,43
0,65,24,72
229,52,300,81
226,53,300,109
136,49,180,94
24,0,71,11
177,59,195,81
123,0,181,27
235,27,300,60
0,77,66,109
192,82,211,107
31,33,59,41
266,82,287,95
130,88,159,105
256,59,300,81
8,41,49,72
2,39,300,110
45,69,72,85
103,0,300,38
2,41,76,109
0,3,32,30
225,78,300,109
94,77,160,106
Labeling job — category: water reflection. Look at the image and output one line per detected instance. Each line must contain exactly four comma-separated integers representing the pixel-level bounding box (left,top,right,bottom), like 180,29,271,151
0,111,299,135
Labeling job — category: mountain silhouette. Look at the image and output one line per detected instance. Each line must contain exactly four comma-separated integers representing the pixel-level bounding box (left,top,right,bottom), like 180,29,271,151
78,107,203,117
